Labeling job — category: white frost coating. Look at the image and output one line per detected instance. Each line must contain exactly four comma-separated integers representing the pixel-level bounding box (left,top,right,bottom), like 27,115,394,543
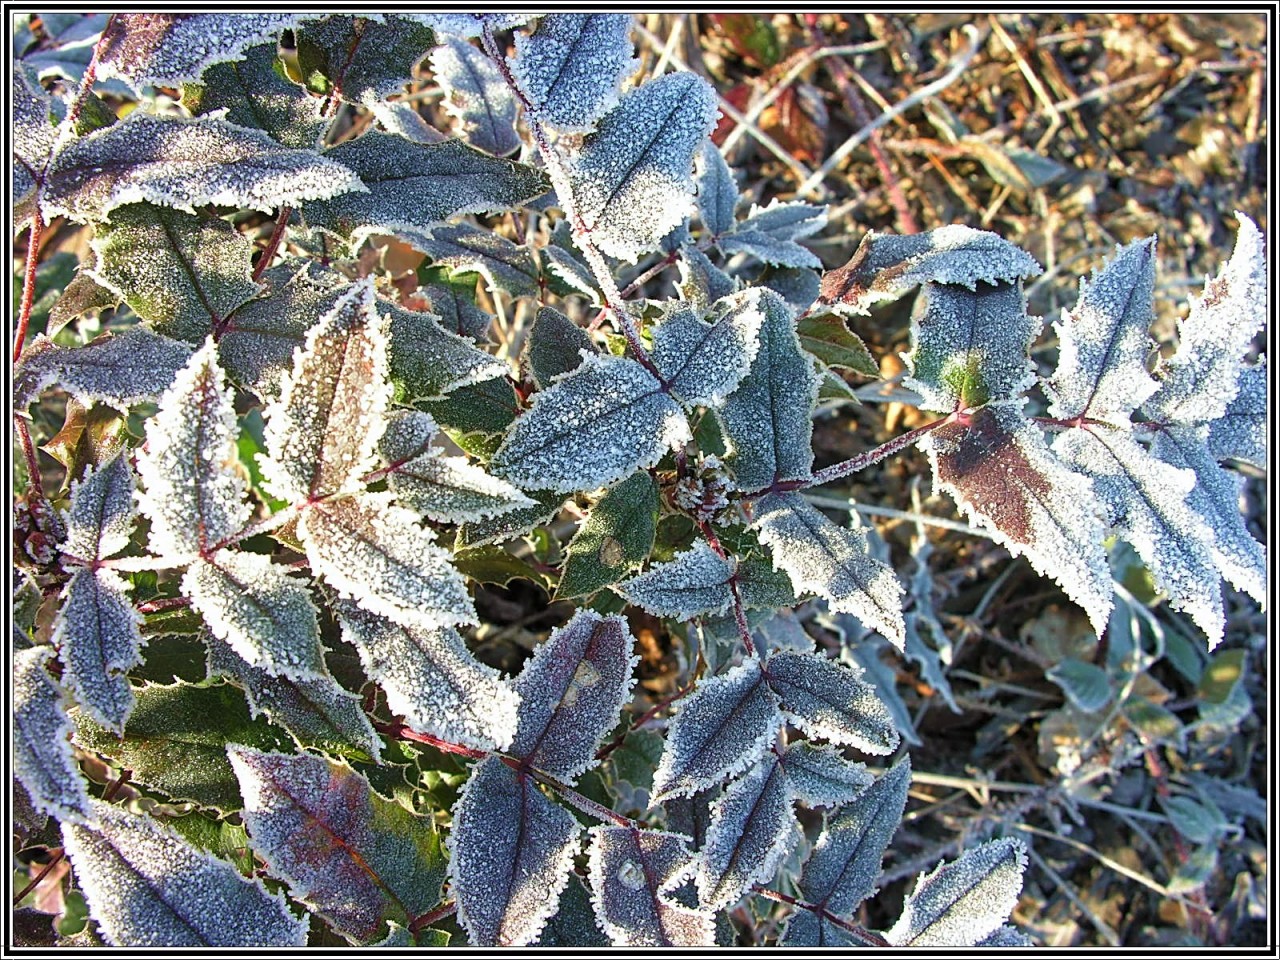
406,13,537,38
42,112,365,223
14,63,59,179
696,142,739,237
14,646,92,822
62,798,309,947
717,199,829,269
61,453,136,563
260,279,391,502
491,352,690,494
448,757,580,946
431,38,521,155
337,601,519,751
763,650,899,754
381,298,508,400
616,540,736,621
188,42,327,150
652,658,782,800
1208,358,1266,467
511,14,637,133
1054,426,1226,647
184,550,326,681
566,71,720,262
1045,237,1159,422
780,741,872,808
402,222,541,297
53,568,142,733
696,756,798,910
586,826,714,947
753,493,905,648
886,837,1027,947
1144,213,1267,425
137,339,250,559
651,290,765,407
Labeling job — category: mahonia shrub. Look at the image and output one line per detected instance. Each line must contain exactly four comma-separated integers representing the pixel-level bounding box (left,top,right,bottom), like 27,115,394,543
11,12,1267,948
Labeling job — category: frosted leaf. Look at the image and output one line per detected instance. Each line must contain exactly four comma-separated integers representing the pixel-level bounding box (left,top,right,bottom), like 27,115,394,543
758,266,820,317
1149,425,1266,606
537,873,609,947
557,472,659,600
817,225,1041,317
779,741,872,808
718,290,819,491
510,610,637,782
1045,237,1158,421
13,64,59,227
419,282,493,341
430,37,521,155
369,100,447,144
229,746,446,944
543,244,602,301
696,142,738,237
1054,425,1225,646
259,279,391,501
678,245,739,311
13,326,191,412
456,488,566,550
922,403,1113,634
62,798,309,946
300,491,476,631
295,15,436,106
886,837,1027,947
696,754,798,910
763,650,899,753
1143,214,1267,425
183,550,325,680
89,202,260,343
797,759,911,914
717,231,821,269
182,42,327,150
448,757,579,947
47,254,122,339
135,340,249,558
566,71,720,262
586,826,714,947
61,453,136,563
217,260,349,398
510,14,637,133
95,13,307,91
780,910,859,947
206,634,381,760
1208,358,1266,467
718,201,828,269
652,658,782,800
42,111,364,223
527,306,596,390
17,14,110,86
382,298,507,402
904,281,1039,411
13,646,91,822
405,222,541,296
379,410,533,523
54,568,141,733
491,352,690,494
977,925,1036,947
305,134,547,248
652,290,765,407
336,601,517,750
407,13,537,38
617,540,736,621
753,492,905,648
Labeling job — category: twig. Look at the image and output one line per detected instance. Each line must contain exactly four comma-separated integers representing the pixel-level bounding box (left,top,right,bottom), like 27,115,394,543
1024,843,1120,946
14,208,44,363
752,887,889,945
409,901,457,936
14,416,46,503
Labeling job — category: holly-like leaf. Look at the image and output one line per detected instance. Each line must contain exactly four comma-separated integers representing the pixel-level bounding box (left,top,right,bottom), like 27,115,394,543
557,472,658,599
1053,425,1225,645
526,306,596,390
566,71,720,262
449,757,580,947
456,487,566,549
763,650,899,754
617,540,736,621
406,222,541,297
260,279,390,501
753,493,905,648
718,291,819,491
135,340,249,558
418,282,493,341
14,63,61,229
718,200,827,269
510,610,637,782
229,745,446,944
779,741,872,808
47,254,122,340
1208,358,1266,467
491,353,689,494
42,111,364,223
652,290,766,407
817,225,1041,317
61,453,135,564
537,873,609,947
542,244,602,301
305,134,547,247
62,798,309,946
14,646,91,822
407,13,537,38
510,14,637,133
922,403,1113,634
795,312,878,377
885,837,1028,947
336,601,518,751
295,14,435,105
678,246,739,310
696,753,797,910
779,911,860,948
300,491,476,631
430,37,521,155
383,298,507,402
696,142,739,237
53,568,142,733
652,658,782,800
1046,237,1159,422
586,826,714,947
14,327,191,412
89,202,260,343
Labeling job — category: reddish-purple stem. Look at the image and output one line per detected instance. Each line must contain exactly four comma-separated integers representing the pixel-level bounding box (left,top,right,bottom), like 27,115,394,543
251,205,292,283
14,416,46,502
596,681,696,761
14,208,43,363
409,901,458,936
753,886,890,945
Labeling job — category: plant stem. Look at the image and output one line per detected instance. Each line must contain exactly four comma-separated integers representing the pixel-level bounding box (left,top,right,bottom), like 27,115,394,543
14,208,44,363
251,205,292,282
409,901,457,936
61,13,113,136
752,886,890,945
595,680,696,761
14,416,46,502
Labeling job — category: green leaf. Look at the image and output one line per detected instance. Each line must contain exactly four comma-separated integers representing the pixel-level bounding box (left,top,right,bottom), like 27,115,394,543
526,306,597,390
456,488,566,549
420,376,521,442
1122,695,1185,748
1045,656,1112,712
383,297,507,402
405,222,542,297
1198,648,1246,704
557,472,658,600
14,327,191,412
296,14,436,105
795,312,879,377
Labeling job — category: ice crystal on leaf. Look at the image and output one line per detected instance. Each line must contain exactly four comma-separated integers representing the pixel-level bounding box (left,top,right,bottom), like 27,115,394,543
404,222,542,297
431,38,521,156
617,540,737,621
763,650,899,754
53,568,142,733
13,63,60,229
13,646,92,822
1208,358,1266,466
61,453,136,564
717,200,828,269
526,306,597,390
696,142,739,238
294,15,436,107
406,13,537,38
779,741,872,808
381,298,508,401
652,290,765,407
